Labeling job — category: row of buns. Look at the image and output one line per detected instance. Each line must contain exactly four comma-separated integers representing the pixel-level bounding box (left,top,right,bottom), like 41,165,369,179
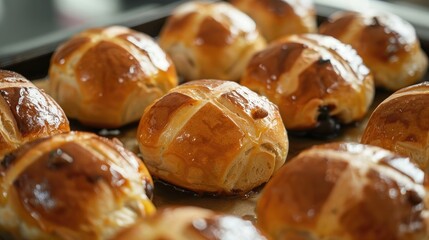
0,0,429,239
44,0,427,134
2,72,429,239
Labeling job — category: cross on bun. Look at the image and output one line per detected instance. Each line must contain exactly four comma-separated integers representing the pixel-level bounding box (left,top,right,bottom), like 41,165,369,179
362,82,429,174
257,142,428,240
49,26,178,128
240,34,375,137
230,0,317,42
158,1,266,82
112,206,267,240
137,79,288,195
0,70,70,158
0,131,155,240
319,11,428,91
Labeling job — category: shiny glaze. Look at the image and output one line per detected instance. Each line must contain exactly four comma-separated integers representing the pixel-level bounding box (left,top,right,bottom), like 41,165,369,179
340,168,425,239
138,80,288,194
242,34,373,130
0,87,68,137
169,2,259,48
159,1,266,81
301,34,370,80
162,2,258,48
221,88,271,120
360,16,409,63
319,12,356,39
245,42,306,91
362,82,429,171
14,141,125,228
76,40,145,106
119,33,171,73
257,142,427,239
231,0,316,42
51,36,91,65
160,2,265,71
257,153,349,229
0,70,69,157
245,34,369,90
315,142,425,184
269,0,314,17
49,26,178,128
0,132,155,238
138,92,196,147
161,11,197,37
320,11,416,63
196,17,233,47
165,102,245,184
112,206,266,240
258,0,295,16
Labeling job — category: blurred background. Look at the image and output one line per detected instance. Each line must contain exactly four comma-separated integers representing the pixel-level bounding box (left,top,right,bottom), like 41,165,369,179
0,0,428,78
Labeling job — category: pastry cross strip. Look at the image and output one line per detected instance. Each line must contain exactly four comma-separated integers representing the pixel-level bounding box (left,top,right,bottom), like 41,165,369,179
0,81,35,90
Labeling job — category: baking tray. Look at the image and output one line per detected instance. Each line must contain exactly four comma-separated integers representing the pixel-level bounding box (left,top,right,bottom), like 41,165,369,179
11,0,429,227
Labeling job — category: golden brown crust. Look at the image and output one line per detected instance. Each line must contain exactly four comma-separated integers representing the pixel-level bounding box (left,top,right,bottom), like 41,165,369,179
361,82,429,173
137,79,288,195
0,70,70,158
257,142,428,240
112,206,267,240
158,1,266,82
241,34,375,131
230,0,317,41
0,131,155,240
49,26,178,128
319,11,428,91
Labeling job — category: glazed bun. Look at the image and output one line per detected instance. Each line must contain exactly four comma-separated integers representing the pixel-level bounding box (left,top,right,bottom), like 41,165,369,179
257,142,428,240
112,206,267,240
230,0,317,42
319,11,428,91
0,131,155,240
362,82,429,173
159,1,266,82
0,70,70,158
49,26,178,128
241,34,374,137
137,79,288,195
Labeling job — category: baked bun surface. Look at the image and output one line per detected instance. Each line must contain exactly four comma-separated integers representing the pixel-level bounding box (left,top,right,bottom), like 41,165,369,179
0,70,70,158
137,79,288,195
230,0,317,41
158,1,266,82
319,11,428,91
0,131,155,240
112,206,267,240
49,26,178,128
361,82,429,173
240,34,374,135
257,142,428,240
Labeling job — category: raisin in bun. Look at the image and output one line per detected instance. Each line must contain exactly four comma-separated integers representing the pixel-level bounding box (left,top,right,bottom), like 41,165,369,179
230,0,317,42
158,1,266,82
112,206,267,240
0,131,155,240
49,26,178,128
319,11,428,91
362,82,429,173
257,142,428,240
241,34,375,137
0,70,70,158
137,79,288,195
